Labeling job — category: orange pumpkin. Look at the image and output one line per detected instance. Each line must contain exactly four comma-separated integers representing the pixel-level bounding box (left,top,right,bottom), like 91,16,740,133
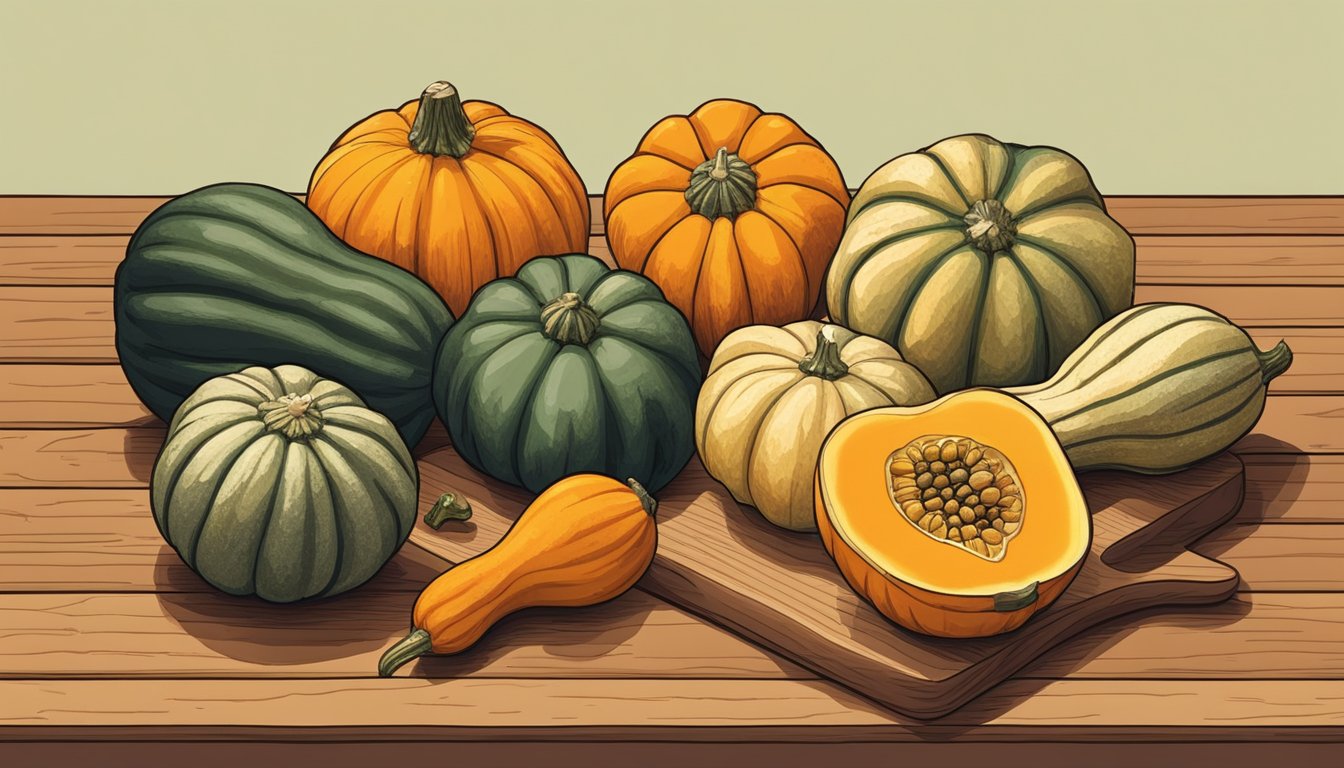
603,99,850,356
307,81,590,316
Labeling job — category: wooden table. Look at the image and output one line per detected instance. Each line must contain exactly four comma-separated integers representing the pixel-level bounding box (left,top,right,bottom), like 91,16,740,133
1,195,1342,765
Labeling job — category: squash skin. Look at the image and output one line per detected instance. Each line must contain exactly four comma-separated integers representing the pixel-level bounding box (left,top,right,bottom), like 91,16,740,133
307,82,590,317
815,389,1090,638
380,474,657,674
696,320,935,531
825,133,1135,394
433,254,701,494
603,99,850,357
115,183,453,448
1009,303,1294,474
151,365,419,603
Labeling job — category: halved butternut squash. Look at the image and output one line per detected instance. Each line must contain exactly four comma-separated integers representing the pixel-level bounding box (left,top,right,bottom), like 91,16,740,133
814,389,1091,638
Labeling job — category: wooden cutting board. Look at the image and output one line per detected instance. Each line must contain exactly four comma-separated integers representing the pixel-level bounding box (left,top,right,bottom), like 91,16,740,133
407,447,1244,720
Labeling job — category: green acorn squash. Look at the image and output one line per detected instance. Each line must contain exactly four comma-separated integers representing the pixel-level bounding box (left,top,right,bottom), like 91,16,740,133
433,254,701,494
152,365,418,602
115,183,453,447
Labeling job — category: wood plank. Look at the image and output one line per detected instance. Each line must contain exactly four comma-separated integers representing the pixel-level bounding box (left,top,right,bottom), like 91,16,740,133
1103,196,1344,236
0,287,112,363
1134,285,1344,327
0,591,805,681
1134,235,1344,285
1238,455,1344,523
3,678,1344,736
2,590,1338,682
0,364,153,428
7,232,1341,288
1019,593,1344,678
4,742,1343,768
4,195,1343,236
1235,395,1344,454
1193,524,1344,592
0,235,128,285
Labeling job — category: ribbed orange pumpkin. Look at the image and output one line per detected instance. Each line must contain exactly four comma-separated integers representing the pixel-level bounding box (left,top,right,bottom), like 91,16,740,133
603,99,849,356
307,81,590,316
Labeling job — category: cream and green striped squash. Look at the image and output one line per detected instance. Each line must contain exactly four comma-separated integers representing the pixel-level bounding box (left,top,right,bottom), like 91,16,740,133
1008,303,1293,474
151,365,418,602
826,133,1135,395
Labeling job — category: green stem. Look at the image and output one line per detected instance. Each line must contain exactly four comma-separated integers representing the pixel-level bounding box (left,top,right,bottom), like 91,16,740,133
257,393,324,440
407,81,475,157
424,492,473,529
378,628,433,677
1256,340,1293,385
685,146,758,220
798,326,849,380
625,478,657,517
540,291,601,346
993,581,1039,612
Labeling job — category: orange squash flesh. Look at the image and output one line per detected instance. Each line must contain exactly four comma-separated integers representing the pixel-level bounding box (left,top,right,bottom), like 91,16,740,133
815,389,1091,638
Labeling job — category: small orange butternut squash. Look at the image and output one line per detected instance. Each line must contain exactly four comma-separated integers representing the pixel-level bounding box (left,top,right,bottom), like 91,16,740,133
379,474,658,675
815,389,1091,638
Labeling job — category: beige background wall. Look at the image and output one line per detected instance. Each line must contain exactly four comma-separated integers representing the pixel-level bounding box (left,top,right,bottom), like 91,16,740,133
3,0,1340,195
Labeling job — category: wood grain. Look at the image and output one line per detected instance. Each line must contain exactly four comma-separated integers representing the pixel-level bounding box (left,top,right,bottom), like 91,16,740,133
1194,524,1344,592
0,591,805,681
1236,396,1344,454
0,365,154,428
1239,455,1343,522
4,195,1342,235
1134,285,1344,327
3,678,1344,736
6,232,1339,288
2,591,1338,682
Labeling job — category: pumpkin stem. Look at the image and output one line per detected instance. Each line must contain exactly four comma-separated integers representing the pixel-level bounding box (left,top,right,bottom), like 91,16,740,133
1256,340,1293,385
964,199,1018,253
378,628,433,677
408,81,475,158
798,326,849,380
424,492,473,530
685,146,757,220
626,478,658,517
258,393,324,440
540,291,601,346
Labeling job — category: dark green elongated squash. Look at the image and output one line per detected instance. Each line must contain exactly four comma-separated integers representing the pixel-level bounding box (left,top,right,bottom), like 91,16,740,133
433,254,701,494
115,183,453,447
152,365,418,602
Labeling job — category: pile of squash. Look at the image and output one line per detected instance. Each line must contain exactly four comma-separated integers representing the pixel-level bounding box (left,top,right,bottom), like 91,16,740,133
114,81,1292,670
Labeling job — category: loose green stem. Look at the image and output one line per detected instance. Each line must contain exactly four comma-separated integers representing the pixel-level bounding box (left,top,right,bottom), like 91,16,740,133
798,326,849,380
407,81,475,157
1257,340,1294,385
424,492,473,529
378,628,433,677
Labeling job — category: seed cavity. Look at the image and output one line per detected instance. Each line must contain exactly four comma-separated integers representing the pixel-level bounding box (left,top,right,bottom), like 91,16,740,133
888,435,1025,561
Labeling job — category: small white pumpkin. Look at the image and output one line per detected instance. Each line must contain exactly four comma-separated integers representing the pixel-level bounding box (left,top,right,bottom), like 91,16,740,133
695,321,936,531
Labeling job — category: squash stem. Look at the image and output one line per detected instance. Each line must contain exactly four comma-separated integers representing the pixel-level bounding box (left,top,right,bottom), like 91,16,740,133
424,492,473,530
378,628,433,677
626,478,658,517
1257,340,1294,385
798,326,849,380
964,199,1018,253
540,291,601,346
408,81,475,158
685,146,757,220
